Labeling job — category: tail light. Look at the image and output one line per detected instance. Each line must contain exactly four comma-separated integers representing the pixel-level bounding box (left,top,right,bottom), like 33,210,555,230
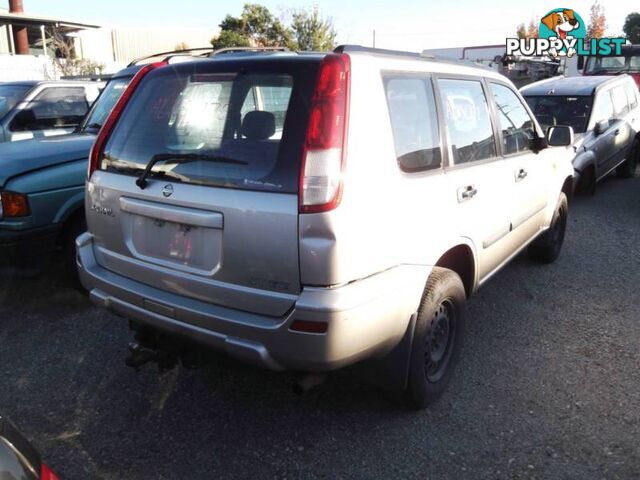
299,53,351,213
87,61,167,179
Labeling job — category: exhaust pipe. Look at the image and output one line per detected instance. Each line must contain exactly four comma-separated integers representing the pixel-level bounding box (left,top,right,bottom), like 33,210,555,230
293,373,327,395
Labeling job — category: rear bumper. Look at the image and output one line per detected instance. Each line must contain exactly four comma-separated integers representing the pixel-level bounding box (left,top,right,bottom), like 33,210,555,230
77,232,429,372
0,224,60,260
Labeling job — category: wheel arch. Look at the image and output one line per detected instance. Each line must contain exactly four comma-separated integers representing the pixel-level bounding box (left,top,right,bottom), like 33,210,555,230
561,175,574,203
55,207,86,247
434,243,476,298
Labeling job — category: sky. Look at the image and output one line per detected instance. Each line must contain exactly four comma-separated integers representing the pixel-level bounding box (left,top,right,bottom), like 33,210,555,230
3,0,635,51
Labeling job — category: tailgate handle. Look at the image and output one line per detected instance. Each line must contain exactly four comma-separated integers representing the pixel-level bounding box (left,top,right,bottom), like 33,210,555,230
119,197,223,229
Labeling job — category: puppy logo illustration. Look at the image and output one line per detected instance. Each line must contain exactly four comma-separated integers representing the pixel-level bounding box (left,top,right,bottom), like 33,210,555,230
506,8,623,59
538,8,586,58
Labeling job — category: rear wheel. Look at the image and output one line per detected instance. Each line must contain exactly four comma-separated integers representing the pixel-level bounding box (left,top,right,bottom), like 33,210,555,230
406,267,466,409
528,192,568,264
616,139,639,178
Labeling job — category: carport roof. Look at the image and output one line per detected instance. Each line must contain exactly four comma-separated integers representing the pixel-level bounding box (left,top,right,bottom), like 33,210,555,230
0,12,99,31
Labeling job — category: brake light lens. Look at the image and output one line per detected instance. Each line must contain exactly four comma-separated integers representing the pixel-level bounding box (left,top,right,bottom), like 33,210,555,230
87,61,167,179
300,54,350,213
0,191,30,218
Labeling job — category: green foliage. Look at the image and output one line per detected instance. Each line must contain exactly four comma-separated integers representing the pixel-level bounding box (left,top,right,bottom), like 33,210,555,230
212,30,252,49
623,12,640,44
291,6,337,51
211,3,294,49
211,3,337,51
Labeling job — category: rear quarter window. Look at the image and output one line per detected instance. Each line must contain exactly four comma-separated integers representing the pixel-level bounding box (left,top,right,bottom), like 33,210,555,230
611,85,629,116
383,75,441,172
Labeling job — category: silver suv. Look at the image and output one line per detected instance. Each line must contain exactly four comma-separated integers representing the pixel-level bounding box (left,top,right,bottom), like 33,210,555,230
78,46,575,408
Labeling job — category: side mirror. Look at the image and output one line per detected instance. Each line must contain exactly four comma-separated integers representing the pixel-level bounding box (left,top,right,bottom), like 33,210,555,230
593,119,609,136
546,125,574,147
10,109,36,131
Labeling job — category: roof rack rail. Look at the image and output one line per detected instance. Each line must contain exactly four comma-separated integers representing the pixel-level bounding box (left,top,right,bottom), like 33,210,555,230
127,46,292,67
334,44,421,59
127,47,214,67
334,44,490,69
209,46,290,56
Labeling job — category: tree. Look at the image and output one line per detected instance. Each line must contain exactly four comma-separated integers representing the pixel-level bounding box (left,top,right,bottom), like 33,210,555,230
587,1,607,39
526,19,538,39
49,28,104,77
211,4,295,49
175,42,190,51
515,19,538,39
291,6,337,51
623,12,640,44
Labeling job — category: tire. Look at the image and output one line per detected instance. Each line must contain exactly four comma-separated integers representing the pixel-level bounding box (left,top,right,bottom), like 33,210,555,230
577,167,596,196
406,267,467,409
62,213,87,291
616,139,639,179
528,192,568,264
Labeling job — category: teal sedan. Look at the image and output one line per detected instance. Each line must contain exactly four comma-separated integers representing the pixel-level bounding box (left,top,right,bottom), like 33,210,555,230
0,66,137,280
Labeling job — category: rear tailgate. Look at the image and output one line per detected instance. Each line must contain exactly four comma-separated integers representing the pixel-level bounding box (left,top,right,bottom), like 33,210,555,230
86,56,322,317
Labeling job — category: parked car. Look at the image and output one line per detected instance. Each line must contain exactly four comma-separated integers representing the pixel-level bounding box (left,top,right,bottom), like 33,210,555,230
0,68,136,279
0,413,59,479
0,80,103,143
77,45,574,408
522,74,640,194
583,45,640,88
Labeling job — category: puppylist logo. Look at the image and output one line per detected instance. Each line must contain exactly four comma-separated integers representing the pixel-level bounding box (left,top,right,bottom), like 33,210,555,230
507,8,625,59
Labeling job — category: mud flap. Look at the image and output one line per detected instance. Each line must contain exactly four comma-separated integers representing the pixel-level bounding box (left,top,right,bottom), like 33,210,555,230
358,314,416,392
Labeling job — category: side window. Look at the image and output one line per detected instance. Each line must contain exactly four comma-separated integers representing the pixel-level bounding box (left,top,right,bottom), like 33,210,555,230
10,86,89,131
438,78,496,164
625,82,638,110
383,76,441,172
591,91,614,125
611,86,629,116
490,83,536,155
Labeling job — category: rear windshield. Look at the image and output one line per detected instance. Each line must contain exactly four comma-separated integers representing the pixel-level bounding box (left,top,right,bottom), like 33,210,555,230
0,85,30,118
101,60,318,193
524,95,592,134
584,55,640,74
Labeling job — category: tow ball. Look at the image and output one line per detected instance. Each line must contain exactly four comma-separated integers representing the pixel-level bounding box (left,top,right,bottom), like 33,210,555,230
125,341,178,372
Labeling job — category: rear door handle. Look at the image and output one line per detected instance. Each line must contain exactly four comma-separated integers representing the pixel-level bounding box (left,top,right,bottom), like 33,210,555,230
458,185,478,202
515,168,528,181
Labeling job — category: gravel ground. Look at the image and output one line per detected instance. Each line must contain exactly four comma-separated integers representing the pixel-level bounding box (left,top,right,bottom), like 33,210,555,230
0,173,639,479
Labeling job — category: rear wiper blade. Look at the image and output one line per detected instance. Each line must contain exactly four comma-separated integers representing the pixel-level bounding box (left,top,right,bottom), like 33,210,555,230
136,153,248,190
